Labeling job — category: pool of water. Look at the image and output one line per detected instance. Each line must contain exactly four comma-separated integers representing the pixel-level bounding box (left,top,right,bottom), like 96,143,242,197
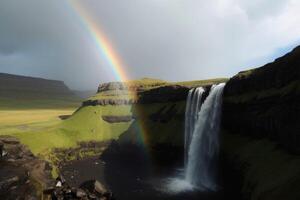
61,155,225,200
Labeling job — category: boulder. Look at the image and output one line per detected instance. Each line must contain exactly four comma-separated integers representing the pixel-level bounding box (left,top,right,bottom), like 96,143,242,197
94,180,108,195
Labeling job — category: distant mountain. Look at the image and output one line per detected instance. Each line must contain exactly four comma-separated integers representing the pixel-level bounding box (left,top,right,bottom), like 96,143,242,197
0,73,79,109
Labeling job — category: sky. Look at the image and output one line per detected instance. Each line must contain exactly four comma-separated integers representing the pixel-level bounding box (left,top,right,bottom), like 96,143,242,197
0,0,300,90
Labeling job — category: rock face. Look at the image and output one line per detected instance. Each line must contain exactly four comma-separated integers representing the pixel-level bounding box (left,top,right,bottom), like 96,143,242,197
98,82,128,93
0,136,53,200
137,85,190,103
83,85,190,106
83,98,136,106
102,115,133,123
97,79,167,93
222,46,300,154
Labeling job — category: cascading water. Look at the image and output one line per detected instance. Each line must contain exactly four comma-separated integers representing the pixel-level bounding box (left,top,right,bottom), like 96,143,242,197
184,87,205,166
164,83,225,193
185,83,225,191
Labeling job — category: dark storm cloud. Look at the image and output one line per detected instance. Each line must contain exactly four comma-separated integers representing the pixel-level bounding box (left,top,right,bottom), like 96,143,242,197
0,0,300,90
0,0,110,89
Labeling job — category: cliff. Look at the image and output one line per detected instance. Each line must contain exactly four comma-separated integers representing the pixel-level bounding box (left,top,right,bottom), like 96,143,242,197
85,78,226,106
222,46,300,154
221,46,300,200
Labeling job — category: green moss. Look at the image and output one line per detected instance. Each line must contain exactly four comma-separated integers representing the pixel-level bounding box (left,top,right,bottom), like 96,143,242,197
61,105,132,137
89,93,136,101
174,78,228,87
236,68,256,78
222,133,300,200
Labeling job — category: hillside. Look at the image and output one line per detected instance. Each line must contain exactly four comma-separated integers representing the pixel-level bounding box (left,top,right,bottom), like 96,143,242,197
0,73,80,109
223,46,300,153
221,46,300,199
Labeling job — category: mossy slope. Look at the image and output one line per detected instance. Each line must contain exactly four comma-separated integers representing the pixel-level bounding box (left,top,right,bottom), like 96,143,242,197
222,133,300,200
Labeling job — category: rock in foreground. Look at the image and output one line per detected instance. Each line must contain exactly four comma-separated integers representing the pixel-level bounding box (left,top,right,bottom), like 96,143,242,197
44,177,114,200
0,136,53,200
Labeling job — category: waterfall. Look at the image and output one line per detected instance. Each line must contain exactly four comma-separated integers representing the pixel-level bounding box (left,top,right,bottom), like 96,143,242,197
163,83,225,194
184,87,205,166
185,83,225,191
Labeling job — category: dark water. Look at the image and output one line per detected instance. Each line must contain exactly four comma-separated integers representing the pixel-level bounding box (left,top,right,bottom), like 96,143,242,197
61,156,225,200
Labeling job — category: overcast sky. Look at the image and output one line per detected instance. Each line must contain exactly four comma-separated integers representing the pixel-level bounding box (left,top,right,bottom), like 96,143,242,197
0,0,300,90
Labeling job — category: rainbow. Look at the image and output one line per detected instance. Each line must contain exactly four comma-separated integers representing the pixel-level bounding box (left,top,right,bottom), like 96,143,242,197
67,1,129,82
67,1,152,156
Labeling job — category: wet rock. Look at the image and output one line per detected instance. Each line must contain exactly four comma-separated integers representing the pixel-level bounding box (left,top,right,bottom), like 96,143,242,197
45,177,114,200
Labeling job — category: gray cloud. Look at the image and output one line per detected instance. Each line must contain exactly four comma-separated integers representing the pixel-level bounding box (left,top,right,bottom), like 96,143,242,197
0,0,300,90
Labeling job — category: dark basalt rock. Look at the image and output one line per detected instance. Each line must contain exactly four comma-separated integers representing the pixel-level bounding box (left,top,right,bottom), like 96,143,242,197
82,98,136,106
138,85,190,103
102,115,133,123
44,177,114,200
59,115,72,120
149,104,183,123
222,45,300,154
0,136,53,200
